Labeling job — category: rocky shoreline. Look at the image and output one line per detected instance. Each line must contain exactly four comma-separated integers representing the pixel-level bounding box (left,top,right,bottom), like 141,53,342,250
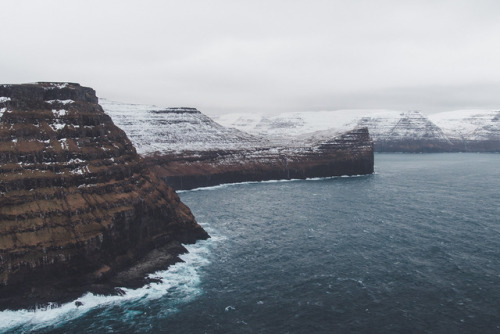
0,240,190,311
0,82,374,310
0,83,208,310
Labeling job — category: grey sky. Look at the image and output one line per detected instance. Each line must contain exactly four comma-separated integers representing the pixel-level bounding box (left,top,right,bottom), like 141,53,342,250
2,0,500,115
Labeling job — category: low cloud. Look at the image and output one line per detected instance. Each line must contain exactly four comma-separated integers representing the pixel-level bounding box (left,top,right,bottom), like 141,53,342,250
2,0,500,115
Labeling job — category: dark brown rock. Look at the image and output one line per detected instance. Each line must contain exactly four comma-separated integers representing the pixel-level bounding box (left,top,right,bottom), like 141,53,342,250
146,128,374,190
0,83,208,310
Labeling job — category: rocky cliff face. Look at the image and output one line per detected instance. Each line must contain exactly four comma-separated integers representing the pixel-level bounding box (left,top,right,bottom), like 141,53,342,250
0,83,208,310
101,100,374,190
144,127,373,190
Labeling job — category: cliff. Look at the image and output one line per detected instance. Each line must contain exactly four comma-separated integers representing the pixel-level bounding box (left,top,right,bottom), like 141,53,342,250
0,83,209,310
144,127,373,190
101,101,374,190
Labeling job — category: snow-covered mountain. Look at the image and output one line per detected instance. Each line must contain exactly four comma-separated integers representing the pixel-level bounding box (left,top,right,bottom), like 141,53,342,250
215,109,500,152
213,109,373,137
429,110,500,141
100,99,263,155
101,97,499,153
357,111,452,151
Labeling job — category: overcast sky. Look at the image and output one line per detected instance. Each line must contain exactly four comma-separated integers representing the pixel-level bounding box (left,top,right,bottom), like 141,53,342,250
2,0,500,115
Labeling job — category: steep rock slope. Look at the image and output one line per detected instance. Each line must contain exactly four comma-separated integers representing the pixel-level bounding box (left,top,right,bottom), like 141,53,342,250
102,101,374,190
0,83,208,309
146,127,374,190
101,99,263,155
305,110,453,152
429,110,500,151
357,111,453,152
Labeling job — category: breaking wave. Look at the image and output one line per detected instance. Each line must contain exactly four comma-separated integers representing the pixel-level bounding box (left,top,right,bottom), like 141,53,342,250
0,227,218,333
177,174,371,193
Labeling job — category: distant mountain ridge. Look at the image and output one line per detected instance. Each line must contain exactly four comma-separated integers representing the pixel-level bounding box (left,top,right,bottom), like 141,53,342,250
214,109,500,152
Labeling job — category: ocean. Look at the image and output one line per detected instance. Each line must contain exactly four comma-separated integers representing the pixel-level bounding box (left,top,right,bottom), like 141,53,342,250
1,154,499,333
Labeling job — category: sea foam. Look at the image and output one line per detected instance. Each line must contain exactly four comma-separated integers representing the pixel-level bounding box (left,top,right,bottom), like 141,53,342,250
177,174,371,193
0,231,215,332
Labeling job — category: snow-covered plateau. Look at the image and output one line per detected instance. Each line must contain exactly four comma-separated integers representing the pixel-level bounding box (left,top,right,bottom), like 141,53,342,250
100,99,264,155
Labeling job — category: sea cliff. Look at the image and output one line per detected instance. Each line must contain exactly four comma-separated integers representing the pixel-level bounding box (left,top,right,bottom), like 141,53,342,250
0,83,209,310
101,100,374,190
146,127,374,190
0,82,374,310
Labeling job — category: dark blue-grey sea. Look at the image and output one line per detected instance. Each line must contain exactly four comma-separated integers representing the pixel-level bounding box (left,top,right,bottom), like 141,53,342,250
2,154,500,333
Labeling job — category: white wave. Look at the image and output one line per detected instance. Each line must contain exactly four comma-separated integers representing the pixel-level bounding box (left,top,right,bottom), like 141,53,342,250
177,174,372,193
0,236,214,332
177,179,319,193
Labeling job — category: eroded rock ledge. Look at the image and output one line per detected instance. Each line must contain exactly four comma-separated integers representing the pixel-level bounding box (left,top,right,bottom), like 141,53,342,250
146,128,374,190
100,99,374,190
0,83,209,310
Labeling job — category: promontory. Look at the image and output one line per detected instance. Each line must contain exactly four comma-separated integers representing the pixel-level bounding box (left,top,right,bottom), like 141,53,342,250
0,82,374,310
0,83,208,310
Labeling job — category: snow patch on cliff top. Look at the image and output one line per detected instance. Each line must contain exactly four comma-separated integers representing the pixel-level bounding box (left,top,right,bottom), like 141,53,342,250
46,99,74,105
42,83,69,89
52,109,68,117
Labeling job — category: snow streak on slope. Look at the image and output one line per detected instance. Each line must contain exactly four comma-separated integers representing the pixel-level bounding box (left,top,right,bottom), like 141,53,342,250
371,111,451,143
429,110,500,141
214,110,399,138
216,109,500,145
100,100,263,155
101,98,500,153
215,110,446,141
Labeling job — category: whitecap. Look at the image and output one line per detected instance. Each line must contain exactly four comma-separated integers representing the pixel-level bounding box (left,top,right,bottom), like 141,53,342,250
177,174,372,193
0,236,214,332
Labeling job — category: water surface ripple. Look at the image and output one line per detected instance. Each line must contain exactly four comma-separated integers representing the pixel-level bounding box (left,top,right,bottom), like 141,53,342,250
3,154,500,333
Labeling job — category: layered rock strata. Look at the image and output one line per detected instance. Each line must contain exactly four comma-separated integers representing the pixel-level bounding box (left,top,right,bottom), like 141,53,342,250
146,128,374,190
0,83,208,310
361,111,454,152
101,101,374,190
